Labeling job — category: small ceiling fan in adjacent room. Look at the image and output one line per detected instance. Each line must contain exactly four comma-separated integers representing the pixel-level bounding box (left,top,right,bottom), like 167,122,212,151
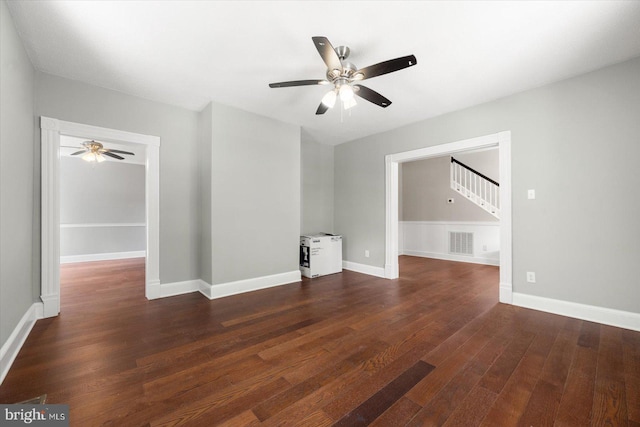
269,36,417,115
62,140,135,162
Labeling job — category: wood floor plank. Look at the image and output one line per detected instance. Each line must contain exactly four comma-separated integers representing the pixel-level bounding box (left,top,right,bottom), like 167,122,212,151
480,317,561,426
592,325,629,426
478,329,536,394
442,385,498,427
252,339,388,422
406,306,515,407
216,410,261,427
150,377,291,427
0,256,638,426
408,320,518,426
554,321,600,426
622,329,640,424
514,317,581,427
332,361,434,426
369,396,422,427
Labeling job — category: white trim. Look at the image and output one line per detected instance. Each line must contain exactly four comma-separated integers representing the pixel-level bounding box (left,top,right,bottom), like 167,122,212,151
40,117,161,315
60,251,146,264
0,303,43,385
342,261,387,278
60,223,145,228
198,271,302,300
146,279,162,300
385,158,399,279
499,282,513,304
44,118,160,146
389,133,502,163
512,293,640,332
400,221,499,226
41,121,60,318
155,280,202,299
497,132,512,303
385,131,513,303
402,250,500,266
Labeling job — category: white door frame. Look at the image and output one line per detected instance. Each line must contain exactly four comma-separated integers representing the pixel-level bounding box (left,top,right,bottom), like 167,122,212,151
385,131,513,304
40,116,161,318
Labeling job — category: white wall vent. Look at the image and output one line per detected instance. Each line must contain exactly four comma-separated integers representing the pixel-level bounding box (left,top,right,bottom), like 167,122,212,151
449,232,474,256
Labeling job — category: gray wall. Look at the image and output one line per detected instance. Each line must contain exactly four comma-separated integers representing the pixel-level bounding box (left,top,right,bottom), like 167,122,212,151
301,132,334,235
402,149,499,222
35,72,200,284
335,56,640,313
0,0,36,350
208,102,300,285
455,149,499,183
59,157,145,256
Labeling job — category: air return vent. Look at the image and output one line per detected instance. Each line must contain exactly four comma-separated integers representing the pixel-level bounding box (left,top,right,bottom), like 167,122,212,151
449,232,474,256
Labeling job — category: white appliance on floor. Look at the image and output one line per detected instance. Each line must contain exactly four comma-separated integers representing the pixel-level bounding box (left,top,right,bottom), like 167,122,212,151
300,233,342,278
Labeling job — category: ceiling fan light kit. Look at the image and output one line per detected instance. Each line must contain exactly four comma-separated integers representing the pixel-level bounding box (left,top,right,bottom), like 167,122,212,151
269,36,417,115
321,90,337,108
82,152,106,163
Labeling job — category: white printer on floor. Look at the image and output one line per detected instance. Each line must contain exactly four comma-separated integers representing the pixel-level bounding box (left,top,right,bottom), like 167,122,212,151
299,233,343,278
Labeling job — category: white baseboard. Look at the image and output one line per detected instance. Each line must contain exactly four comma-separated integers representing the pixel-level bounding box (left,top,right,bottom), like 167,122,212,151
402,250,499,266
155,279,201,299
499,282,513,304
0,303,43,385
512,292,640,332
60,250,145,264
199,270,302,300
342,261,386,278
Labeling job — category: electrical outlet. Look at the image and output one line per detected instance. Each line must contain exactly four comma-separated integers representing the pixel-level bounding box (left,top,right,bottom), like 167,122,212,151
528,189,536,199
526,272,536,283
365,250,370,258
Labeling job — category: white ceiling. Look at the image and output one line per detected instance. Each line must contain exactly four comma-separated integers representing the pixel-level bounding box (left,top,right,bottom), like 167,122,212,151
7,1,640,145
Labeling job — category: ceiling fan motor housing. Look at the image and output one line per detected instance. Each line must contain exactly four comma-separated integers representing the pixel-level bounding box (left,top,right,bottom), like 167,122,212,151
326,57,360,83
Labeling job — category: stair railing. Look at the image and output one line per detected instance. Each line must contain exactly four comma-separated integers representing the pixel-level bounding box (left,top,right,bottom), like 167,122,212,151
450,157,500,218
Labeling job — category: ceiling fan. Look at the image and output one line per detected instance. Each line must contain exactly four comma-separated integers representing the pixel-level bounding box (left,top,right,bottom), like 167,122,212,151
63,140,134,163
269,36,417,115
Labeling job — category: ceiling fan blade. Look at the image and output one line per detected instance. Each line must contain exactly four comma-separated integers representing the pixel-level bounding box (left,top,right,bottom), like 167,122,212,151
102,151,124,160
105,149,135,156
354,85,392,108
315,102,330,115
355,55,417,81
70,150,86,156
312,36,343,73
269,79,329,88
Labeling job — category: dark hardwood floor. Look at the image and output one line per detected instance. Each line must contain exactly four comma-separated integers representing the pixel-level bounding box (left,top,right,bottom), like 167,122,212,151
1,256,638,426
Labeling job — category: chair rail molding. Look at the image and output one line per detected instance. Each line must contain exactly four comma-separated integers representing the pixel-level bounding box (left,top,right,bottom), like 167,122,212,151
40,117,161,317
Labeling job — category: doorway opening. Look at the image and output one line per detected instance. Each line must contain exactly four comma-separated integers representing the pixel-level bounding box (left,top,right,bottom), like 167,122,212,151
58,135,147,307
385,131,512,304
40,117,160,318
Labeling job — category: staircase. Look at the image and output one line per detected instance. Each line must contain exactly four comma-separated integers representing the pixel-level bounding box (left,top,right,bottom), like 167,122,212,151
450,157,500,219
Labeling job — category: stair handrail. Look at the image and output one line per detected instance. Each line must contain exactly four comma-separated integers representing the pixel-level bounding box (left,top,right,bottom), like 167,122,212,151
450,157,499,187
